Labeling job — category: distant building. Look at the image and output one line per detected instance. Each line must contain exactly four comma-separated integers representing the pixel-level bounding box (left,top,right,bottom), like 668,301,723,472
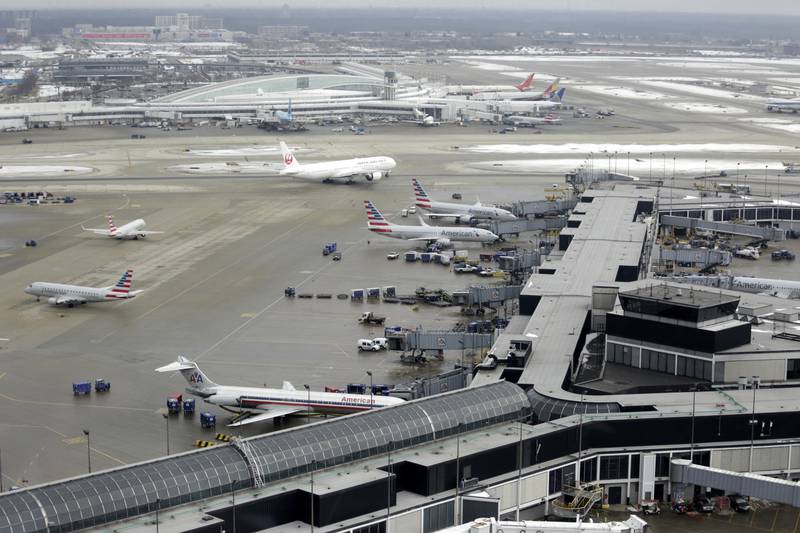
55,58,153,81
155,13,223,31
258,25,308,40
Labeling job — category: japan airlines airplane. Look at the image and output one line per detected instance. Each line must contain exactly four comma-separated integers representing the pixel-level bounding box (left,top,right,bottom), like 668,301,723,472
365,200,498,247
279,141,396,183
470,79,563,102
447,73,535,95
156,356,404,426
412,179,516,223
24,269,143,307
82,215,163,240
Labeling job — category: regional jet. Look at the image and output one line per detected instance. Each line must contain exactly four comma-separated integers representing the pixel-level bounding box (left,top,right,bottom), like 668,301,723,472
279,141,396,183
24,269,143,307
82,215,162,240
156,356,404,426
413,179,516,223
365,200,498,247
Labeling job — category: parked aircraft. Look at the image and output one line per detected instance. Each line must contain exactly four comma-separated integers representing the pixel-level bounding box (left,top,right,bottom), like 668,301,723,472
766,99,800,113
411,108,440,127
669,274,800,299
504,113,562,126
470,79,563,102
156,356,404,426
365,200,498,247
82,215,162,240
446,73,536,95
24,269,142,307
279,141,396,183
412,179,516,223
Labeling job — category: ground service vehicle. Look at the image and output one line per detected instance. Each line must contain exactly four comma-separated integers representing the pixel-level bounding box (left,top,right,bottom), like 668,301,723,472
386,251,399,260
695,496,714,513
358,311,386,325
730,495,752,512
358,339,380,351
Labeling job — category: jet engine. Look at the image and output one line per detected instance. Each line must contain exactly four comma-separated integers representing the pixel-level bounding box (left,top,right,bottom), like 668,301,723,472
455,215,476,225
365,172,383,181
48,297,59,305
435,237,451,248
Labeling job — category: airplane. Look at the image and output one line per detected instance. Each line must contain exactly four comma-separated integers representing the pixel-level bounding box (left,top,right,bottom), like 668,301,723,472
766,99,800,113
412,178,516,223
82,215,163,240
24,269,143,307
279,141,396,183
668,274,800,299
155,356,405,426
365,200,499,247
470,79,563,102
411,108,440,127
447,73,536,95
504,113,562,127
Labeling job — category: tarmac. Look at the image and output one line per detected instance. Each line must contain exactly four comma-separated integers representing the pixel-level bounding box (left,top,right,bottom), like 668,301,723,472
1,55,799,489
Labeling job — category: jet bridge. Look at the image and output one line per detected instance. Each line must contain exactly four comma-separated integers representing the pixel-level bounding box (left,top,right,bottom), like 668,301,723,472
660,215,786,241
670,459,800,506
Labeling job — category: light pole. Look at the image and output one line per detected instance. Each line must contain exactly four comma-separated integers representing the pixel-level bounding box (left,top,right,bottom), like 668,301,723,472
387,442,393,532
366,370,373,410
0,448,3,493
765,165,769,196
231,479,237,533
627,151,630,176
737,162,741,190
690,388,696,463
577,393,584,484
649,152,653,181
82,429,91,473
310,460,316,532
516,419,524,521
749,376,759,473
155,498,160,533
162,413,170,456
303,384,311,423
455,423,462,526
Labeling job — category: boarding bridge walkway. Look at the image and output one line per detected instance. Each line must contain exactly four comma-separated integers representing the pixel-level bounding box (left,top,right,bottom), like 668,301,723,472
660,215,786,241
670,459,800,506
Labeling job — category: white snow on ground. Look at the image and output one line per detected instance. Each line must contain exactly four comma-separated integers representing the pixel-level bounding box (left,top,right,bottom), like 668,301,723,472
25,153,90,159
751,123,800,133
500,71,559,81
573,85,670,100
662,102,747,114
456,55,800,67
639,80,766,101
36,85,79,98
470,158,790,175
462,60,518,71
454,55,638,62
738,117,800,132
185,145,306,156
170,162,281,174
0,165,93,176
610,76,702,83
457,143,796,155
741,118,795,124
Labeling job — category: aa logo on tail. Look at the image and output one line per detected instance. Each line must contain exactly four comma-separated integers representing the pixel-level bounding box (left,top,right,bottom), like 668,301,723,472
190,372,204,384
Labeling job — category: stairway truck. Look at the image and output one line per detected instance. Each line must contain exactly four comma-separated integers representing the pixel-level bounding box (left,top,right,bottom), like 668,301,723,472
358,311,386,325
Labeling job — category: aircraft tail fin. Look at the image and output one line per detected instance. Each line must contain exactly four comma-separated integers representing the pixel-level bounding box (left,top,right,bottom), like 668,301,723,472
417,214,429,227
514,73,534,91
109,269,134,295
555,87,566,102
544,78,560,99
279,141,300,169
364,200,393,232
287,98,292,120
107,215,118,236
155,355,218,391
412,178,432,209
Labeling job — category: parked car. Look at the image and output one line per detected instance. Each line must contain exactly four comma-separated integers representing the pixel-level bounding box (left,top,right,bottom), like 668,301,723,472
454,264,477,273
332,251,342,261
694,496,714,513
641,500,660,515
671,499,689,514
357,339,381,352
371,337,389,350
730,495,752,512
386,251,399,260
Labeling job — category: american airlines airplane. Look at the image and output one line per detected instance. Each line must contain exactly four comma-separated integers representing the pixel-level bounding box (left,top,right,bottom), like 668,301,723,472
82,215,163,240
24,269,143,307
279,141,396,183
766,99,800,113
413,179,516,223
156,356,404,426
365,200,498,247
668,274,800,299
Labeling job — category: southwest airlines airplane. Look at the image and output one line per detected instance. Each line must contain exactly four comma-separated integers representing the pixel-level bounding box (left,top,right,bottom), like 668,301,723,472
156,356,404,426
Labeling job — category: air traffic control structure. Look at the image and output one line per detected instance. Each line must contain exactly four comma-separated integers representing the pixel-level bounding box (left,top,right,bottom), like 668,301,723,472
4,185,800,533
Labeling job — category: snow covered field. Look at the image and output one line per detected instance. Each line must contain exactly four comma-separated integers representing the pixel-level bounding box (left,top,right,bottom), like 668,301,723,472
0,165,93,177
457,143,795,155
662,102,747,114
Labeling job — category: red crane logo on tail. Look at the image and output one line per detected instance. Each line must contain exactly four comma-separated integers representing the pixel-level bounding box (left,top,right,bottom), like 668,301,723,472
284,153,294,165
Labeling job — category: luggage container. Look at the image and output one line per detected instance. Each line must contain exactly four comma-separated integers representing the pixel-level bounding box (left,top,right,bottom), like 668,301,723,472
94,379,111,392
420,253,433,263
405,251,419,262
167,393,183,414
183,398,196,415
73,382,91,395
347,383,367,394
371,384,390,396
367,287,381,299
351,288,365,300
383,286,396,298
200,412,216,428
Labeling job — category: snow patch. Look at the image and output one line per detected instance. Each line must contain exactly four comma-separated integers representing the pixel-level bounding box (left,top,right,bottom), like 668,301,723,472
663,102,747,114
0,165,93,177
457,143,795,155
574,85,670,100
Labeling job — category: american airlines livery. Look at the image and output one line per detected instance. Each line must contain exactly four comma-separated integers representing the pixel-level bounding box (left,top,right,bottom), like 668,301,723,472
156,356,404,426
24,269,143,307
669,274,800,299
82,215,163,240
413,178,516,223
279,141,396,183
365,200,498,247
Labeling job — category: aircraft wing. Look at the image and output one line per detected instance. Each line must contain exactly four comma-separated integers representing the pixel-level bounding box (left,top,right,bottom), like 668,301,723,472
759,289,794,299
408,237,438,242
55,295,87,305
227,406,305,427
425,213,463,219
331,168,358,179
132,230,164,235
81,226,111,236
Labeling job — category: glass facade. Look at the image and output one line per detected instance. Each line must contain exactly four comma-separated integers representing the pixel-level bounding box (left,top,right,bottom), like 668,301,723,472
607,342,712,381
423,501,454,532
600,455,629,481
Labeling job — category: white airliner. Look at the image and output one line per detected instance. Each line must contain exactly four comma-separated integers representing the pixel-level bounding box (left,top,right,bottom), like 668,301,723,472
766,99,800,113
24,269,143,307
504,113,562,126
447,73,536,95
413,179,516,223
82,215,162,240
365,200,498,247
470,79,563,102
669,275,800,299
156,356,404,426
279,141,396,183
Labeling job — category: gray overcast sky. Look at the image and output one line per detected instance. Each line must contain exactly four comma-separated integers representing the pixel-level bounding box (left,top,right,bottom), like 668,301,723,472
5,0,800,13
0,0,800,15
